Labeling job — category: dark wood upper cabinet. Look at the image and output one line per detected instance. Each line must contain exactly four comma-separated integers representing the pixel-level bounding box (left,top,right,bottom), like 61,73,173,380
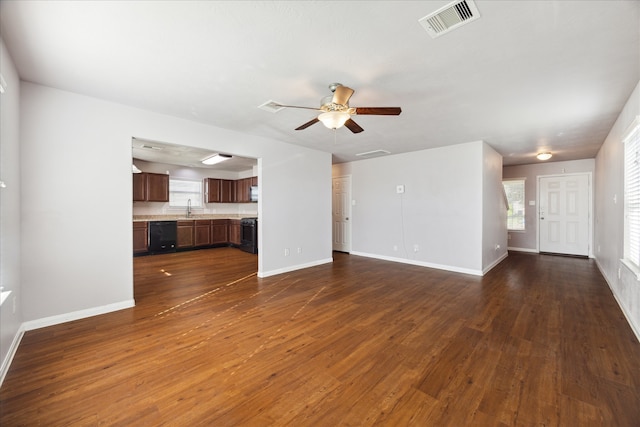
133,172,169,202
146,173,169,202
205,178,236,203
133,173,146,201
235,178,251,203
221,180,235,203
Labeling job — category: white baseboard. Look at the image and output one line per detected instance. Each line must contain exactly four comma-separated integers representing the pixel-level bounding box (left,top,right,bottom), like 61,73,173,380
507,246,538,253
595,258,640,343
350,251,484,276
22,299,136,331
0,324,25,387
483,252,509,275
258,258,333,278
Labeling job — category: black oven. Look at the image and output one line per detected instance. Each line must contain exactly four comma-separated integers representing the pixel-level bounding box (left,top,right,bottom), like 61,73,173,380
240,217,258,254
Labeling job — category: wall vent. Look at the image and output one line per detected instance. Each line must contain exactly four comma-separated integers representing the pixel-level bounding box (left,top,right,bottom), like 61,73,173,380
418,0,480,38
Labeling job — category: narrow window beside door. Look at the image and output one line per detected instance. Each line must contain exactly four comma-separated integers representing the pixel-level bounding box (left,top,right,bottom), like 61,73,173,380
503,179,525,231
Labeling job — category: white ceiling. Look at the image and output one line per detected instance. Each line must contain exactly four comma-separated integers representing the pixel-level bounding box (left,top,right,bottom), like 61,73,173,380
131,138,257,172
1,1,638,167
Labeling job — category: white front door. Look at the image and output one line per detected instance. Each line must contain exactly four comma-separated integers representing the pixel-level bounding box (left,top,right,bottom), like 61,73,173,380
332,176,351,253
539,174,590,256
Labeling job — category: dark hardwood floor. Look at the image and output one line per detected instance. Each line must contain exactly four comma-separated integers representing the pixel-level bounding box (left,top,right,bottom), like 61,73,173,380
1,249,639,426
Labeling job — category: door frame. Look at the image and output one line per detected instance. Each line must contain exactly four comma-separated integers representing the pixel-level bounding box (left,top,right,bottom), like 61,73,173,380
332,175,352,253
536,172,593,257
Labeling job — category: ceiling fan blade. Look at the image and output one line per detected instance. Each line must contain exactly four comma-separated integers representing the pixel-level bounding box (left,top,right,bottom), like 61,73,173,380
354,107,402,115
332,85,355,106
295,117,320,130
344,118,364,134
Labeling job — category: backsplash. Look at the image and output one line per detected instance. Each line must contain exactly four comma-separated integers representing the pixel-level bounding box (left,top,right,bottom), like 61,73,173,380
132,201,257,217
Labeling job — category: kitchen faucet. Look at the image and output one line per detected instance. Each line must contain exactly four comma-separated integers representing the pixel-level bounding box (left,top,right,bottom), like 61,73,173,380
187,198,192,218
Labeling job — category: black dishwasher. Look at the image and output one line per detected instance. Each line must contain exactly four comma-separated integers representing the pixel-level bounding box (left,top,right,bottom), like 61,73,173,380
148,221,177,254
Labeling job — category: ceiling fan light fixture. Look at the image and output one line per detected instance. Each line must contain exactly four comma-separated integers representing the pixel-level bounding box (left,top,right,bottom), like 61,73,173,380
318,111,350,130
537,152,552,161
202,153,232,165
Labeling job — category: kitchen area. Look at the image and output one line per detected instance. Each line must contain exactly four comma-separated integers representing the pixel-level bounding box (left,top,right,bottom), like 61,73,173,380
131,138,259,257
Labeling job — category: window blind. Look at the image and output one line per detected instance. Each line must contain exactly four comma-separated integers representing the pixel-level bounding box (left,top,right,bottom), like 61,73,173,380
624,117,640,268
169,178,203,208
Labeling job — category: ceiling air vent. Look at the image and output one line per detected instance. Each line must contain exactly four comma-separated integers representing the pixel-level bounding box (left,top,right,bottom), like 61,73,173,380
355,149,391,158
258,100,285,113
418,0,480,38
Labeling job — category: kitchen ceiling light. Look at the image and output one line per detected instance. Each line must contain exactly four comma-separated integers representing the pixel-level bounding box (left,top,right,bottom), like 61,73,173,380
318,111,350,130
202,153,232,165
537,152,552,161
132,164,142,173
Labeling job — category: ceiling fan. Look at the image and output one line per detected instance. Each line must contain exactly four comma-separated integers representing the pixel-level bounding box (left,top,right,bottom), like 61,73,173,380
272,83,401,134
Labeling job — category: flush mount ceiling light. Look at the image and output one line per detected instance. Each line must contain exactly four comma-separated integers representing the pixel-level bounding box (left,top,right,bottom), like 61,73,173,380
202,153,232,165
318,111,351,130
537,152,552,161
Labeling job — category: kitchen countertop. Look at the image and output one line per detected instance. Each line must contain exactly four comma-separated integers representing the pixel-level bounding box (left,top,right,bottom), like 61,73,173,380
133,214,256,222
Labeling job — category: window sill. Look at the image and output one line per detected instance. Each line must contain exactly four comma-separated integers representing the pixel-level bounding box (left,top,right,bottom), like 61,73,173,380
620,259,640,281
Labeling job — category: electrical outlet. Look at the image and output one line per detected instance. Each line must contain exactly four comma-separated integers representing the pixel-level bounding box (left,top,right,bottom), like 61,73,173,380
297,247,302,254
284,248,290,256
396,185,405,194
413,244,419,252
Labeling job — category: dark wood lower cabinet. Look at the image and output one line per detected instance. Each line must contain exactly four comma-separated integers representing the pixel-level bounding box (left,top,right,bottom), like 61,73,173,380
229,219,241,246
133,222,148,253
212,219,229,244
177,221,194,248
194,220,211,247
134,218,252,254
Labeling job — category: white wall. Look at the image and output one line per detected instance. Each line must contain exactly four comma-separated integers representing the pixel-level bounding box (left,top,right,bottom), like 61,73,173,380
0,38,23,383
333,140,506,276
19,81,332,327
595,80,640,339
482,143,508,273
503,159,596,252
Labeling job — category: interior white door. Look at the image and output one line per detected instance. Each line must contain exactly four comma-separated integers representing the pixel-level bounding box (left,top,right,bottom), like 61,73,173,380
539,174,590,256
332,176,351,253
